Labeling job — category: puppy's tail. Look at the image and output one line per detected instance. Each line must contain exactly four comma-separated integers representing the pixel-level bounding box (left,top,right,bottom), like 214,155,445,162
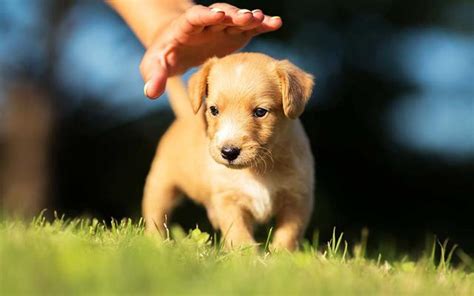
166,76,194,118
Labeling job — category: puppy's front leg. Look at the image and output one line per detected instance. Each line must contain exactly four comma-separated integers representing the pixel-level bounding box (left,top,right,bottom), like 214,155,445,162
213,194,256,249
272,197,312,251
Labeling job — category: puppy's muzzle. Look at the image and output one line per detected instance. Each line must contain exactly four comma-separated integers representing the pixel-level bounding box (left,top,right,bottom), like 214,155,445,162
221,146,241,161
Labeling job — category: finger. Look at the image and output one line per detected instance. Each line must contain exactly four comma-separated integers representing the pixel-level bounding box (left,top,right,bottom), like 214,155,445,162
141,55,169,99
207,3,256,31
207,3,236,32
143,66,168,99
207,9,254,32
224,8,254,26
179,5,226,35
225,9,265,35
245,15,282,37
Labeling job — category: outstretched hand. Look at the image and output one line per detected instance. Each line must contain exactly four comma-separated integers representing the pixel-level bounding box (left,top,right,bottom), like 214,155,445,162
141,3,282,99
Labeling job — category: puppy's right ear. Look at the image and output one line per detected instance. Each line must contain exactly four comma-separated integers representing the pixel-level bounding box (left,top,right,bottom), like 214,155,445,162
188,58,216,113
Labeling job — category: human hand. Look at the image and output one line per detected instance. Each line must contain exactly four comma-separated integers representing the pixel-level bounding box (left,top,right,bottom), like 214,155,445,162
141,3,282,99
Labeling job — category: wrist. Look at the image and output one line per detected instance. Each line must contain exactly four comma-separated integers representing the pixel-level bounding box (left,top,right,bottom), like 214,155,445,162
144,14,177,48
144,0,193,47
108,0,192,48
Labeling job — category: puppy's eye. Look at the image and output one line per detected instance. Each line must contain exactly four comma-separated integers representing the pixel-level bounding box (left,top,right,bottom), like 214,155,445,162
253,107,268,118
209,106,219,116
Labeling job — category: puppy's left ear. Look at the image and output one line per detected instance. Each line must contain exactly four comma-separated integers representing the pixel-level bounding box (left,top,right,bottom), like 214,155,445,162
188,57,216,113
275,60,314,119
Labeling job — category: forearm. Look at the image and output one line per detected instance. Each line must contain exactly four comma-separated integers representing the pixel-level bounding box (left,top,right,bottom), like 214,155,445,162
107,0,193,47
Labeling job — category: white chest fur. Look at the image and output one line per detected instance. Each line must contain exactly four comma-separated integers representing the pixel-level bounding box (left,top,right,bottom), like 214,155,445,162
239,177,273,222
210,159,275,222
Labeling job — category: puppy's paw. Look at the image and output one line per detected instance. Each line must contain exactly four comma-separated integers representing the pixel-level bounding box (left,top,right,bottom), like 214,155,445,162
269,239,299,253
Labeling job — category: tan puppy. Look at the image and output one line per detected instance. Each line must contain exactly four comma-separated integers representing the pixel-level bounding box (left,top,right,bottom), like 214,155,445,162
143,52,314,251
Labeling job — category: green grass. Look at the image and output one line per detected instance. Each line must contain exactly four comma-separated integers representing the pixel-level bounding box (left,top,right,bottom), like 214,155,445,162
1,215,473,295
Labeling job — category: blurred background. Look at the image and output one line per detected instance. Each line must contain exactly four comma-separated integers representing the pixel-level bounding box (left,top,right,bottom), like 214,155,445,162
0,0,473,256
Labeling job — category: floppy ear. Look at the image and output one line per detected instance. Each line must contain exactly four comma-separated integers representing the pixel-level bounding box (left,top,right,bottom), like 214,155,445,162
188,58,216,114
275,60,314,119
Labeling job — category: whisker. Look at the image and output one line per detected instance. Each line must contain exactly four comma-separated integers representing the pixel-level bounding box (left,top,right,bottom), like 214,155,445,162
258,146,274,173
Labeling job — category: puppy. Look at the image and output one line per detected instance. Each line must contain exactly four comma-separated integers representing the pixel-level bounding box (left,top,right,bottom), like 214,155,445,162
143,52,314,250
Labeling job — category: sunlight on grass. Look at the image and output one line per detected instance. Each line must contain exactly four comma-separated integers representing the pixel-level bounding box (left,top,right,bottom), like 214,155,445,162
1,215,473,295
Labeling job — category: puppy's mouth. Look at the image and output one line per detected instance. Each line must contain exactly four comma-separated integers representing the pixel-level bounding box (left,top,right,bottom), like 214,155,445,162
213,156,252,169
222,160,250,169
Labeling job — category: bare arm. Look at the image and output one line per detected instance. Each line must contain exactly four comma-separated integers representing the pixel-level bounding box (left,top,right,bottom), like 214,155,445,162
107,1,282,99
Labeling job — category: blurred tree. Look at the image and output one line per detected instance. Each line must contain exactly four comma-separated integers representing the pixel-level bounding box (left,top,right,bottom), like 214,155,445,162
1,85,52,217
0,0,73,217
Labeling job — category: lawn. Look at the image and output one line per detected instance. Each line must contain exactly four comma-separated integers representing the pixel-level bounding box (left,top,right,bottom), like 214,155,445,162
1,215,473,295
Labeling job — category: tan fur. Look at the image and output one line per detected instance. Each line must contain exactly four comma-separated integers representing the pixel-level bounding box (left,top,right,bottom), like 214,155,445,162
143,53,315,251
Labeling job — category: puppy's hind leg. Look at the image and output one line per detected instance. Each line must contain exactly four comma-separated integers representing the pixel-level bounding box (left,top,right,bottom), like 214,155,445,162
142,161,181,237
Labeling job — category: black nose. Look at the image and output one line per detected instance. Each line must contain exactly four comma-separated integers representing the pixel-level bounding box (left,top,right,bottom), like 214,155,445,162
221,146,241,161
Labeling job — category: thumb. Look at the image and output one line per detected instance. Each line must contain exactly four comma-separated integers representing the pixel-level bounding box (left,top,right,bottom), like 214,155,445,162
142,53,169,99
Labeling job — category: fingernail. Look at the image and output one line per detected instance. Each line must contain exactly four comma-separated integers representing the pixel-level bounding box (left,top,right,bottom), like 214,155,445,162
144,81,150,97
252,9,262,14
211,8,224,13
271,16,281,20
238,9,252,15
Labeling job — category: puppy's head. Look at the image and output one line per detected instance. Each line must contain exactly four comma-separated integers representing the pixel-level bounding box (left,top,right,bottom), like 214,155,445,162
188,53,314,169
